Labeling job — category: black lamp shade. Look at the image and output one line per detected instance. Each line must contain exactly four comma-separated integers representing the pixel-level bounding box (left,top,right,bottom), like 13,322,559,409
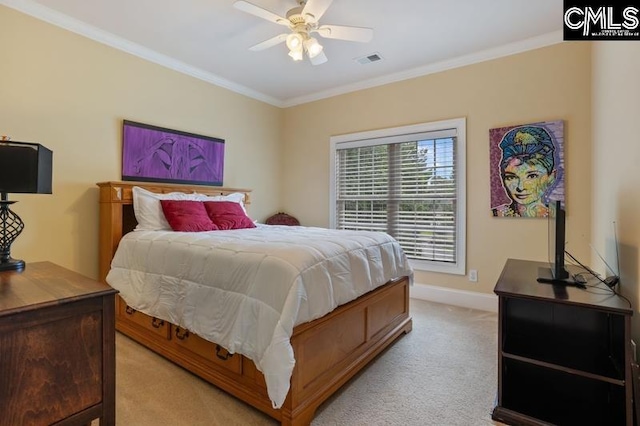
0,141,53,194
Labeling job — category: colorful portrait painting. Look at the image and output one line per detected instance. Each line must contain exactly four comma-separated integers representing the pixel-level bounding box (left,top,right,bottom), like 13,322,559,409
122,120,224,186
489,120,565,218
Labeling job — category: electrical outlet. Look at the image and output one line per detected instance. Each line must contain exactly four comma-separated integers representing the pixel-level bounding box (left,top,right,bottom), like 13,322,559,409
469,269,478,282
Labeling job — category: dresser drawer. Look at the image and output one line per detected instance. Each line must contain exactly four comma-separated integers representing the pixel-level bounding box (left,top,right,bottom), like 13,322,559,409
0,262,117,426
171,325,242,374
117,297,170,339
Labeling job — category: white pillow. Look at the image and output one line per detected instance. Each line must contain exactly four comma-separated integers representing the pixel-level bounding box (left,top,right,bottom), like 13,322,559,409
132,186,202,231
194,192,249,215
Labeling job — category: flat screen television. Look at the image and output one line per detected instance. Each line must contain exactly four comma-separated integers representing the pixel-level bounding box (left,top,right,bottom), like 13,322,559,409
537,200,578,286
548,200,569,280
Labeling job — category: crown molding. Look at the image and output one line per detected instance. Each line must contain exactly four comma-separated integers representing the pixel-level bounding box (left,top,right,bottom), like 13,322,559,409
282,30,565,107
2,0,563,109
0,0,285,107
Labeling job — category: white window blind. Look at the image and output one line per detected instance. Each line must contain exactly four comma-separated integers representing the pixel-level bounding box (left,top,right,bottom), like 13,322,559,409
330,119,466,274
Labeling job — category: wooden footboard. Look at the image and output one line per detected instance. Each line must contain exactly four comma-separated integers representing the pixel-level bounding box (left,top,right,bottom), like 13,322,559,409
115,276,411,425
97,181,412,425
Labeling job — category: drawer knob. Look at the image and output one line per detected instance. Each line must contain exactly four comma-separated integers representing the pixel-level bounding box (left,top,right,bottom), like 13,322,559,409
216,345,233,361
151,318,165,328
175,327,190,340
125,306,136,315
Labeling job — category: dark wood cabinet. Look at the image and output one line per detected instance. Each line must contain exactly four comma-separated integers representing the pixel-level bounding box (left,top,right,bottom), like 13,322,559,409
0,262,117,426
492,258,633,426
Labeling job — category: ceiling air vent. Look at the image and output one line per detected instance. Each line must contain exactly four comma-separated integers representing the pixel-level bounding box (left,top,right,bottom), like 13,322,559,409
355,53,383,65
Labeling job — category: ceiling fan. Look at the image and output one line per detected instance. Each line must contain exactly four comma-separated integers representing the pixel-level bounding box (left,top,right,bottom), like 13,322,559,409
234,0,373,65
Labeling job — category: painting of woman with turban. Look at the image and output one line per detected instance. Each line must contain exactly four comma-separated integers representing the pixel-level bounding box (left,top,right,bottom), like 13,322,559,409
489,121,565,218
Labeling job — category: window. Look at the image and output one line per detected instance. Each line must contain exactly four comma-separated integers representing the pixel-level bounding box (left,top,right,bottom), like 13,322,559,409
330,118,466,274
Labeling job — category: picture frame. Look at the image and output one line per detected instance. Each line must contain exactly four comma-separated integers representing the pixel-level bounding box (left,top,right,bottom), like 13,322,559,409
122,120,224,186
489,120,564,218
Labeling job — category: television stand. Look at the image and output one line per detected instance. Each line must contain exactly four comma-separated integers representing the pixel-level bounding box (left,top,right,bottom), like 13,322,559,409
492,259,633,426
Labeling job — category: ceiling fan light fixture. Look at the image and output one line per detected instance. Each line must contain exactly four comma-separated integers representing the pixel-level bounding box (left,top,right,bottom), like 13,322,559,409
288,47,304,61
285,33,304,51
304,37,323,59
235,0,374,66
309,50,328,65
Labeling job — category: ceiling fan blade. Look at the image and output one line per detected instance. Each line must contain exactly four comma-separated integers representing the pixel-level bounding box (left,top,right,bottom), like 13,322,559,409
249,33,288,51
315,25,373,42
233,1,290,26
301,0,334,22
309,50,328,66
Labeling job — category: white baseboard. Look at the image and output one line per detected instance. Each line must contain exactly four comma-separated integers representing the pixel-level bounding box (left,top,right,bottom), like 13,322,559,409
410,283,498,313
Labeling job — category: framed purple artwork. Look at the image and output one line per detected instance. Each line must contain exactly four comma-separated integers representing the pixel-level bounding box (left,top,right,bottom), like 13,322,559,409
489,120,564,218
122,120,224,186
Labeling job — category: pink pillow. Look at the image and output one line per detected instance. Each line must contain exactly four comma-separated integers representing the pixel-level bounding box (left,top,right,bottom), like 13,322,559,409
203,201,256,230
160,200,218,232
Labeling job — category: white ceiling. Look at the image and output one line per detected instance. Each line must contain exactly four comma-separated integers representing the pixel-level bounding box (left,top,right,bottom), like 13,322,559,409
2,0,564,107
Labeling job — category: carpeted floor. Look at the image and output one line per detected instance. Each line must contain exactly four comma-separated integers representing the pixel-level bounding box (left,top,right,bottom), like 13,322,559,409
113,299,501,425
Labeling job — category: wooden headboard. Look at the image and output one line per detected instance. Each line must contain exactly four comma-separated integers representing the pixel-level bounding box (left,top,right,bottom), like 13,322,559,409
96,181,252,283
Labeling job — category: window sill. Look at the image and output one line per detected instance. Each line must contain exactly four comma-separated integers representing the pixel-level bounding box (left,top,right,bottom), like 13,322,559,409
409,259,465,275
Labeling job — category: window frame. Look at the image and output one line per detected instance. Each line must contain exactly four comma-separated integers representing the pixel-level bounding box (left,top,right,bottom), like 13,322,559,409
329,118,466,275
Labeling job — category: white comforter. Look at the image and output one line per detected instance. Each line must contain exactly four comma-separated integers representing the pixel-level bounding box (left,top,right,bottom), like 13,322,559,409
106,224,412,408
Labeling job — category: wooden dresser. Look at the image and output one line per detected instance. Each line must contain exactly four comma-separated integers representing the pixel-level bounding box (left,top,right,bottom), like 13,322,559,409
0,262,118,426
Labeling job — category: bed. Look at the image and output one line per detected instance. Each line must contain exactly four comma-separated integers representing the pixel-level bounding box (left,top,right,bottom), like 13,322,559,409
97,181,413,426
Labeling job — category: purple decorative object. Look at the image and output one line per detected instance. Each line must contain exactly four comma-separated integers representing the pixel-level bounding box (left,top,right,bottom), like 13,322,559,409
122,120,224,186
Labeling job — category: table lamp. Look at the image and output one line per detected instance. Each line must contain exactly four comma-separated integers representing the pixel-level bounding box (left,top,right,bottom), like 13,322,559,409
0,141,53,271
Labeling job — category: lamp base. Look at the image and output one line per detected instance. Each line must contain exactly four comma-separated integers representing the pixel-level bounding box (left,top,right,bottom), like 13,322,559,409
0,257,25,272
1,196,25,272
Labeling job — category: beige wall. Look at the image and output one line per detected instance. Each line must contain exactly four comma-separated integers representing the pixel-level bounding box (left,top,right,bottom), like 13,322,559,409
2,4,601,302
282,43,593,295
592,42,640,340
0,6,283,279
